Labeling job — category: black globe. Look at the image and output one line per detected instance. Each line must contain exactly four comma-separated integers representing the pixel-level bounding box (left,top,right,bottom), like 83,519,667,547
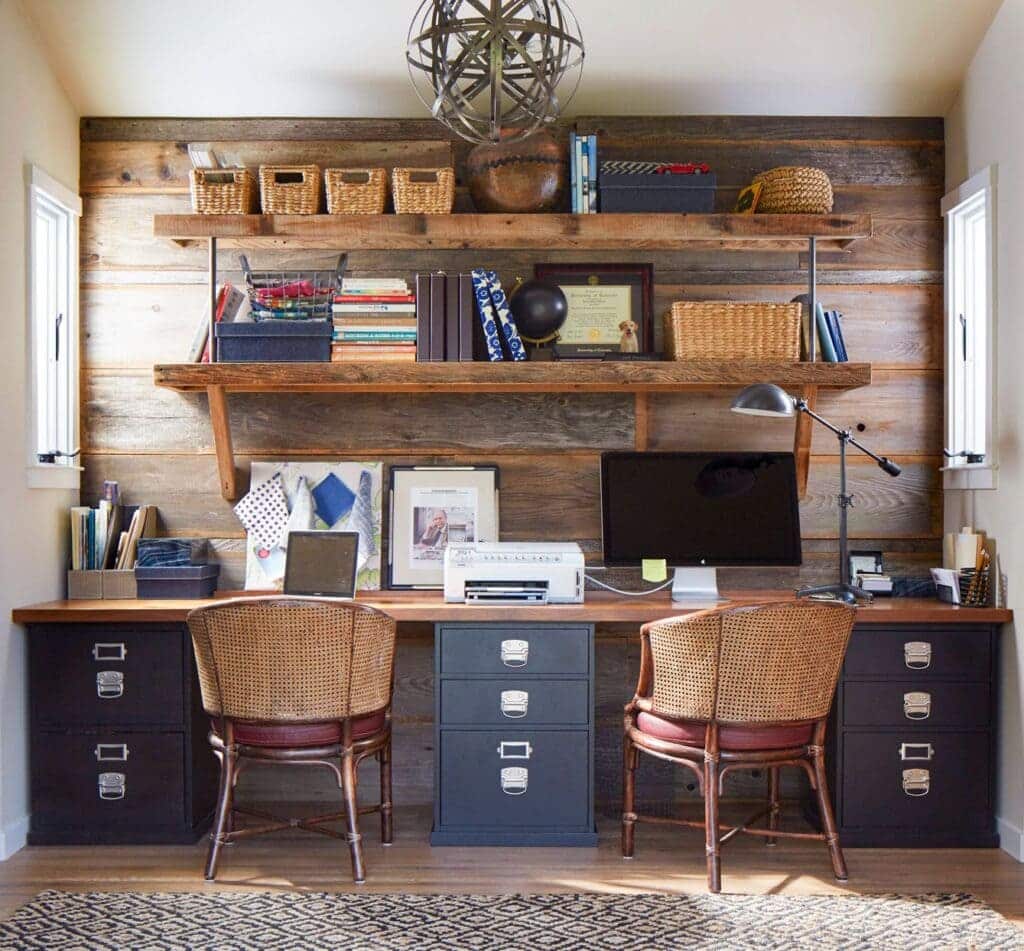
509,280,568,340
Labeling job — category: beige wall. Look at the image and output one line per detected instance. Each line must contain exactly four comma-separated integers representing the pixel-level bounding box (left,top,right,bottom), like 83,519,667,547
945,0,1024,861
0,0,79,858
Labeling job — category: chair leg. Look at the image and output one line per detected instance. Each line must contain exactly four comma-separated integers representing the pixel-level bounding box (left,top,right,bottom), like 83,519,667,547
621,732,638,858
704,728,722,893
205,744,236,881
341,750,366,884
379,737,393,846
811,748,848,882
766,767,780,847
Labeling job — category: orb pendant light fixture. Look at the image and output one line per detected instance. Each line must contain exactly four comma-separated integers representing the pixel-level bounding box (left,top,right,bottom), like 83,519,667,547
407,0,585,145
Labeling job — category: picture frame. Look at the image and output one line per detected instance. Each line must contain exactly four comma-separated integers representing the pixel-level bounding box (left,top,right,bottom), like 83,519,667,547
849,549,884,581
534,263,654,358
387,465,500,589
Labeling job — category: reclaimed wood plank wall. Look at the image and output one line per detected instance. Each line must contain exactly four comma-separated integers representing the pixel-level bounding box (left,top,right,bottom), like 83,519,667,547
79,115,943,808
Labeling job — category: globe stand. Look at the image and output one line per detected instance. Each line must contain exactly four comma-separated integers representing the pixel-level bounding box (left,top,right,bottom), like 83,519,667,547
522,332,560,361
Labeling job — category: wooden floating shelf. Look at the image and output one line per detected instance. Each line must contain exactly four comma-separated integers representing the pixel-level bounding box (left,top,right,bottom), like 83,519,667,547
154,361,871,501
152,212,872,251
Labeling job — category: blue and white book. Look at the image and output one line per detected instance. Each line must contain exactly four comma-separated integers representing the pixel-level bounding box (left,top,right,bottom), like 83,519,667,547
569,132,579,214
579,139,590,213
587,134,598,212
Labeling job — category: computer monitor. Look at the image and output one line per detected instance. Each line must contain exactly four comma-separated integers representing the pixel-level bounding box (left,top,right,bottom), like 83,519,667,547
283,531,359,598
600,451,802,602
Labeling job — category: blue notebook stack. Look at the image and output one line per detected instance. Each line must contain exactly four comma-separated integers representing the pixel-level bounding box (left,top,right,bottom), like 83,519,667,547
814,303,849,362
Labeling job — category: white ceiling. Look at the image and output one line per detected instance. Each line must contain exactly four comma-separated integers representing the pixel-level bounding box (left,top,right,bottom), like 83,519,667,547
26,0,1001,118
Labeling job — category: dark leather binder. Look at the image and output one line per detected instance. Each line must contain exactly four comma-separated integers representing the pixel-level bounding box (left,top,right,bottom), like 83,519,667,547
414,273,430,362
458,273,481,361
429,272,446,362
445,270,460,361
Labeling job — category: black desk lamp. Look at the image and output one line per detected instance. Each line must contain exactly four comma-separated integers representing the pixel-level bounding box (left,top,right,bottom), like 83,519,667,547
730,383,902,604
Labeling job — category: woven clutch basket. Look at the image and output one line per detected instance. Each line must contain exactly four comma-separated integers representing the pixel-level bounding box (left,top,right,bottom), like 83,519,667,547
666,301,802,361
189,168,257,214
259,164,321,214
752,166,833,214
325,168,387,214
391,167,455,214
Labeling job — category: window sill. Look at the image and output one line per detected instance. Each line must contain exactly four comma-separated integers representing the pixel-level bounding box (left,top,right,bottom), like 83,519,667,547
942,464,998,491
26,464,82,491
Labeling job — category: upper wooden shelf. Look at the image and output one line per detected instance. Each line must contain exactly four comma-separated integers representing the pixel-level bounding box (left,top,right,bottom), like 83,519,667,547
154,361,872,394
152,212,872,251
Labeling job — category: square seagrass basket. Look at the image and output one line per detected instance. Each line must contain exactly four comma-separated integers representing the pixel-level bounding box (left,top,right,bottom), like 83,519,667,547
325,168,388,214
665,301,802,361
391,167,455,214
259,164,321,214
189,168,257,214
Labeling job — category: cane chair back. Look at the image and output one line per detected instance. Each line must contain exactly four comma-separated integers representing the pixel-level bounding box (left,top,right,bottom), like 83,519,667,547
187,598,396,722
645,601,855,724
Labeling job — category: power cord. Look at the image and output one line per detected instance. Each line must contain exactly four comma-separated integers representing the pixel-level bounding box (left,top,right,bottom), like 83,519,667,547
584,574,674,597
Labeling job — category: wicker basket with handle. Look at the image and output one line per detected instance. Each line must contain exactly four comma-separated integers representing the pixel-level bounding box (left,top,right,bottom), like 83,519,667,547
665,301,802,361
752,166,833,214
325,168,388,215
391,167,455,214
189,168,257,214
259,165,321,215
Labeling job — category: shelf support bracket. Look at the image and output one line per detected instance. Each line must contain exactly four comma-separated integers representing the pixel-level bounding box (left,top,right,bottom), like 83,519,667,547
793,384,818,500
634,392,650,451
207,385,238,501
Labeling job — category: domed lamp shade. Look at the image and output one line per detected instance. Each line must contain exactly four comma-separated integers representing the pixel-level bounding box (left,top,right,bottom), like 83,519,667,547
730,383,796,418
407,0,585,145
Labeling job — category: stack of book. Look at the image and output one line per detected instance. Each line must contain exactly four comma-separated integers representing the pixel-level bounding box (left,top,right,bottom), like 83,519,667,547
569,131,598,213
815,303,849,363
332,277,417,362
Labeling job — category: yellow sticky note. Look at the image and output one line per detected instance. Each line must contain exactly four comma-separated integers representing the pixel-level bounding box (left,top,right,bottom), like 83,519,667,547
642,559,668,583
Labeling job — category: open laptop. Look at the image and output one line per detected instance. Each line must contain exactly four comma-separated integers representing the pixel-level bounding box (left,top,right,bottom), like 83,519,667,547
283,531,360,598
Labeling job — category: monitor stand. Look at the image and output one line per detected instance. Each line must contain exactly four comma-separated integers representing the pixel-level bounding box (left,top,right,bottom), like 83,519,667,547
671,567,727,604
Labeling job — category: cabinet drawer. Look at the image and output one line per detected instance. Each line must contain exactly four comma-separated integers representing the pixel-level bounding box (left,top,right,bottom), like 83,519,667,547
843,682,990,729
844,627,991,681
438,626,590,676
439,729,590,828
31,625,184,727
440,679,589,726
841,731,991,830
31,731,185,830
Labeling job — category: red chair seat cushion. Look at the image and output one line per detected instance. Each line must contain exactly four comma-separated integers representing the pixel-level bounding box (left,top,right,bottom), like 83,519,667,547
635,711,812,751
213,710,386,749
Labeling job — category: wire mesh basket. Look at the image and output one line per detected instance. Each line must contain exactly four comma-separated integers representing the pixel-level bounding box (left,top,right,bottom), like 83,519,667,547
240,254,347,321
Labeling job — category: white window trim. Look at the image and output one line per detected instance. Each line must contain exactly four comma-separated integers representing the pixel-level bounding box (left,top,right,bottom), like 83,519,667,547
26,165,82,491
941,165,997,491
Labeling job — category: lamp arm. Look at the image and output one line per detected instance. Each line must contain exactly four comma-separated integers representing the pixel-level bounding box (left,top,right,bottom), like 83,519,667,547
795,399,901,476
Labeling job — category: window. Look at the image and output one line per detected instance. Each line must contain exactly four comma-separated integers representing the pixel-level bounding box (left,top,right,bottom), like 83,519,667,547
27,166,81,490
941,166,996,490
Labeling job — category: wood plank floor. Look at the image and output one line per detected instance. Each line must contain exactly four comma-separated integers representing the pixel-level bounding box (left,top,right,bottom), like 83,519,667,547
2,806,1022,927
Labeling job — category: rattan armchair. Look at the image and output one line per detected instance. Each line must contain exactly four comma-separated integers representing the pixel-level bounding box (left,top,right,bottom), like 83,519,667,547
622,600,856,893
187,597,397,884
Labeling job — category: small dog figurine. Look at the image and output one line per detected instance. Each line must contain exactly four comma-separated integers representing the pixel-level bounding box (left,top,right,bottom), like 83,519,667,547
618,319,639,353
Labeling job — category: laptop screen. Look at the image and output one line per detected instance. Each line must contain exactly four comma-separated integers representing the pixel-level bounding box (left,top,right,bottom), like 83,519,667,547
284,532,359,597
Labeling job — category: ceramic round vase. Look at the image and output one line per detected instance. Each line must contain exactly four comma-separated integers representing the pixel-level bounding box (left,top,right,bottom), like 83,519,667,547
465,129,568,213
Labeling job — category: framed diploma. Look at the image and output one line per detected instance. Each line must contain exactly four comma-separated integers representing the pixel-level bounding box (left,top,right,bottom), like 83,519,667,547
534,263,654,357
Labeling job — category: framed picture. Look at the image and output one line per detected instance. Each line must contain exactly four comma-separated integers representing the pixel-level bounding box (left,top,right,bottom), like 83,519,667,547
388,466,500,588
534,263,654,358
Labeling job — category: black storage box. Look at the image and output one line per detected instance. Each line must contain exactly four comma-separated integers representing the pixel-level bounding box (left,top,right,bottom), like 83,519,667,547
134,564,220,599
215,319,332,362
598,171,716,213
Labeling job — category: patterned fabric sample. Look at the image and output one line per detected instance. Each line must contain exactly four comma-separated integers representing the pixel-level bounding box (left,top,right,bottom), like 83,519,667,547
351,469,378,561
285,475,315,536
233,474,290,550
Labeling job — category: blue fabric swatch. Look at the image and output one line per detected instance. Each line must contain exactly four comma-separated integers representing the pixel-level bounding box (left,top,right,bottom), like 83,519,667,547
312,472,356,527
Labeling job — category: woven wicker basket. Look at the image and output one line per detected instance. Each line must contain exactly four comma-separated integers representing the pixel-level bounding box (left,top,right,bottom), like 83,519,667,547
391,167,455,214
752,166,833,214
665,301,802,361
325,168,387,214
189,168,257,214
259,165,321,215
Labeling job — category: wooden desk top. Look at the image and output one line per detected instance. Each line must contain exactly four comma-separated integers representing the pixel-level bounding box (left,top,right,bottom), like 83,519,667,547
11,590,1013,625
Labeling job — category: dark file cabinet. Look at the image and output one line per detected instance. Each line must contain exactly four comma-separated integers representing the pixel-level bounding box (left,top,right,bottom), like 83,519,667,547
27,623,217,844
829,623,999,847
431,623,598,846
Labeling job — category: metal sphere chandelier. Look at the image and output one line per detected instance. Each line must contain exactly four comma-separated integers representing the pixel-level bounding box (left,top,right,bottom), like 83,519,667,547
407,0,585,145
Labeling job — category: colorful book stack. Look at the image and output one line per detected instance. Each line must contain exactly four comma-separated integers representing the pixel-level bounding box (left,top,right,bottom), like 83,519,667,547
569,131,598,213
332,277,417,362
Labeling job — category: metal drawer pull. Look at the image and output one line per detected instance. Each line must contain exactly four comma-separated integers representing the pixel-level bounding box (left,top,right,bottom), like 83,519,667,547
500,690,529,718
94,744,129,762
899,742,934,761
904,641,932,670
501,767,529,795
902,768,931,797
96,671,124,699
98,772,126,800
903,691,932,720
92,642,127,662
500,639,529,667
497,741,532,760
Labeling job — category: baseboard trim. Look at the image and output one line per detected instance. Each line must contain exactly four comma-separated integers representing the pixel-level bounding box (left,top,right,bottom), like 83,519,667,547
0,815,29,861
996,816,1023,862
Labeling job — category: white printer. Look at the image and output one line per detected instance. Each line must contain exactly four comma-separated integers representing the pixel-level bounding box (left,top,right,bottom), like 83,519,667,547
443,542,585,604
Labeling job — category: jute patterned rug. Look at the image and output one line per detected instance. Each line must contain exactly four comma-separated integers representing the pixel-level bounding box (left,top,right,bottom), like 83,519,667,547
0,890,1020,950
